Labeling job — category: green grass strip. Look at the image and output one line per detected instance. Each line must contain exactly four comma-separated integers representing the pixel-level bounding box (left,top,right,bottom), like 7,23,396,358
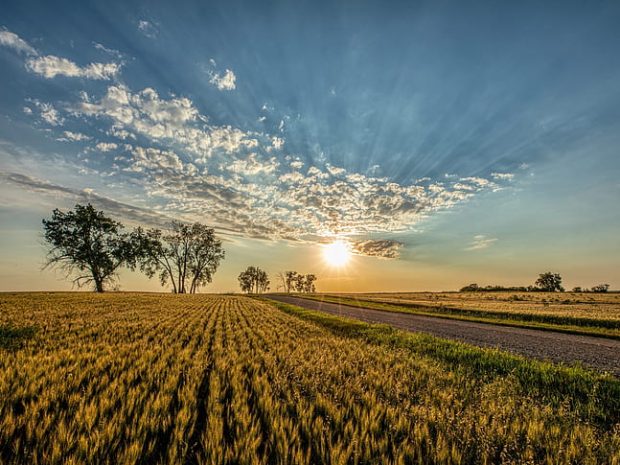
298,294,620,339
263,298,620,427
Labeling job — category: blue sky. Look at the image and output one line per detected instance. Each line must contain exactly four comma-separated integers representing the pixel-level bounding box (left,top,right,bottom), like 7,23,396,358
1,0,619,292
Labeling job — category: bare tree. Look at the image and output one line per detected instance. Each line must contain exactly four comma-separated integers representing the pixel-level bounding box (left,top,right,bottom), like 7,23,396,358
275,272,287,292
42,204,137,292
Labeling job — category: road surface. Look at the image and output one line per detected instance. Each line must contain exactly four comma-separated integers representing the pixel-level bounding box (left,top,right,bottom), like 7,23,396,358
267,295,620,376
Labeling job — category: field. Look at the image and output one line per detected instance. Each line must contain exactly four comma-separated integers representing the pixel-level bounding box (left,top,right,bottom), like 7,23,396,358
1,293,619,464
304,292,620,338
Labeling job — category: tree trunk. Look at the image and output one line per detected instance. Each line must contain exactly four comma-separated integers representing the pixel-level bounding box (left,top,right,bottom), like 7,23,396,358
94,279,104,293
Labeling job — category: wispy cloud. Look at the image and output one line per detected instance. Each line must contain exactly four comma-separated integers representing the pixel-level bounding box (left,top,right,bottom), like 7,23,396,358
0,27,37,55
491,172,514,181
27,99,64,126
465,234,498,251
137,20,158,39
0,171,173,227
58,131,91,142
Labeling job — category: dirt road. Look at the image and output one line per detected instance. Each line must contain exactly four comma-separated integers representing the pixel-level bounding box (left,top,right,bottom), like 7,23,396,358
267,295,620,376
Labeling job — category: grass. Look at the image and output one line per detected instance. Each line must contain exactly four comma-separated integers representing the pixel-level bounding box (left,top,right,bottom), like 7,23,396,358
265,298,620,425
297,293,620,339
1,292,619,464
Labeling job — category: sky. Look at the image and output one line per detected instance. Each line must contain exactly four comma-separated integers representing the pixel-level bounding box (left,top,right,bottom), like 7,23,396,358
1,0,619,292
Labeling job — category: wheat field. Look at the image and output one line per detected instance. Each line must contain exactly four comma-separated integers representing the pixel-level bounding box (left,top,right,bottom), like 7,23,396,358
1,293,619,464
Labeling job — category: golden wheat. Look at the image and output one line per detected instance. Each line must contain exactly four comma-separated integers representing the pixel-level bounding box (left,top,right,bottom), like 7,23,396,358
0,293,618,464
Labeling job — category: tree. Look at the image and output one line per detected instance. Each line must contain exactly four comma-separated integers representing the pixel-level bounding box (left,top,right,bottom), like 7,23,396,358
294,274,306,293
134,221,224,294
591,284,610,293
304,274,317,293
460,283,480,292
42,204,137,292
238,269,254,293
284,271,298,293
572,286,582,293
275,272,287,292
238,266,269,294
535,272,564,292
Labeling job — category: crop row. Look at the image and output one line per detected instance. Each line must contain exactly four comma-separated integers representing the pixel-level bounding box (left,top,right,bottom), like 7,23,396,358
0,293,618,464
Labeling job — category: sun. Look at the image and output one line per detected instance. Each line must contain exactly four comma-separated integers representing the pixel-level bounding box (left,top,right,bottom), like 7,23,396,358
323,240,352,267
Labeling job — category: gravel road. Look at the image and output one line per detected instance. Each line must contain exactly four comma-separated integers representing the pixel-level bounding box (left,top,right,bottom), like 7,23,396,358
267,295,620,376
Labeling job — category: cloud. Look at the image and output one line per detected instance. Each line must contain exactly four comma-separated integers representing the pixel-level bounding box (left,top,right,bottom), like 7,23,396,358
126,146,192,174
58,131,91,142
226,153,278,176
491,172,514,181
209,69,236,91
95,142,118,152
32,79,508,243
137,20,158,38
0,171,173,227
28,100,64,126
93,42,123,59
26,55,120,80
465,234,498,251
0,28,37,55
0,28,121,81
351,239,403,259
72,85,258,161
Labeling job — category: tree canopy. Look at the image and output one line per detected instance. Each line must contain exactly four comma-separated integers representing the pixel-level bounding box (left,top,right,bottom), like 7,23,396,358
134,221,224,294
535,272,564,292
238,266,270,294
42,204,138,292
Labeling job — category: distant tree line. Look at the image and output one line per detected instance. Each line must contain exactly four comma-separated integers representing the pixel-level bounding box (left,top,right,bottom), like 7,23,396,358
278,271,317,293
238,266,270,294
42,204,224,293
236,268,319,294
460,272,610,293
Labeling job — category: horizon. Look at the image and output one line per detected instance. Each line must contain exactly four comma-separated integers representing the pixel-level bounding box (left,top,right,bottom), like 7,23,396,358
1,0,620,293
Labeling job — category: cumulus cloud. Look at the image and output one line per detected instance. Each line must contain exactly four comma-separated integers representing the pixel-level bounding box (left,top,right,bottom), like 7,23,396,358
465,235,498,251
95,142,118,152
32,79,508,243
209,68,236,91
1,28,121,81
351,239,403,259
0,28,37,55
72,85,258,161
126,146,193,175
26,55,120,80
